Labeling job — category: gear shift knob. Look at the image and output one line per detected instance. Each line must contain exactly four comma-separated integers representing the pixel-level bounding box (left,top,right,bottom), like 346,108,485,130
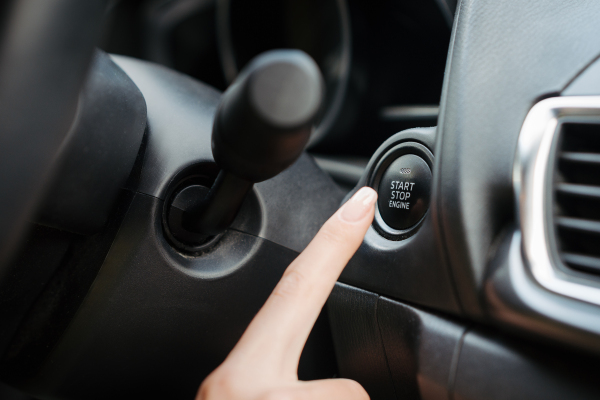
169,50,324,244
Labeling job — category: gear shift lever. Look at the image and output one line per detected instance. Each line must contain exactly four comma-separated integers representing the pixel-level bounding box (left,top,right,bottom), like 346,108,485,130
168,50,324,244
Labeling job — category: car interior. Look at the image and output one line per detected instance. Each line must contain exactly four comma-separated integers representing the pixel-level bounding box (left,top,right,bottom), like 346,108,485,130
2,0,600,399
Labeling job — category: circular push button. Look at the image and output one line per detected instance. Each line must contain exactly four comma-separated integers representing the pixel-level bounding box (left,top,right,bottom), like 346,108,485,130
377,154,432,230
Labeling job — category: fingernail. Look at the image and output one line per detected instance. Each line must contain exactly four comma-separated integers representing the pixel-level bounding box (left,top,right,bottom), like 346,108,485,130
340,187,377,222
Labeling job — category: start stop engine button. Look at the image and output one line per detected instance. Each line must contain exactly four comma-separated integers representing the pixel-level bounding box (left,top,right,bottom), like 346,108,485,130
377,154,432,230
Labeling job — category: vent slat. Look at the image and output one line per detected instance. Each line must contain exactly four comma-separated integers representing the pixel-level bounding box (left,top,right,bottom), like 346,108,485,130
555,183,600,200
556,217,600,235
560,152,600,165
553,123,600,279
562,253,600,274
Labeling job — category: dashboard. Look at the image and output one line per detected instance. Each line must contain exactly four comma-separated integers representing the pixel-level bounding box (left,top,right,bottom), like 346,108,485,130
2,1,600,400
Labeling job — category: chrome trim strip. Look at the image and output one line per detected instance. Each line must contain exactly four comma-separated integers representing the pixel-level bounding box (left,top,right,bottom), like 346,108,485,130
515,96,600,306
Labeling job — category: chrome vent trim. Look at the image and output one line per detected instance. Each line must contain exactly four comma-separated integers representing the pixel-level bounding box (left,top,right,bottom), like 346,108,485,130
514,96,600,306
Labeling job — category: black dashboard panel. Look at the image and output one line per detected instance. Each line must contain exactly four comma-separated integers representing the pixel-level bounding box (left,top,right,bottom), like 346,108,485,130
327,283,397,400
485,230,600,354
453,329,600,400
0,57,343,398
328,282,600,400
434,0,600,316
7,195,333,399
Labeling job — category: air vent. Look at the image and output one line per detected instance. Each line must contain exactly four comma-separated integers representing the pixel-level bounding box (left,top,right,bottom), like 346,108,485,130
553,122,600,276
516,96,600,305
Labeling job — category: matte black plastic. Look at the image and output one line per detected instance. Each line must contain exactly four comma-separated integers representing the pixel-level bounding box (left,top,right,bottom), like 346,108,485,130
233,154,346,252
112,56,344,253
212,49,324,183
331,282,600,400
0,0,107,276
0,225,76,356
111,56,221,199
484,229,600,354
5,194,336,398
1,57,343,399
167,185,214,245
0,126,144,362
434,0,600,317
341,128,461,314
174,50,324,238
327,283,397,400
377,297,465,400
181,171,253,237
312,155,368,191
36,50,146,235
0,382,32,400
453,330,600,400
431,0,600,355
328,282,465,400
0,190,136,383
166,181,229,254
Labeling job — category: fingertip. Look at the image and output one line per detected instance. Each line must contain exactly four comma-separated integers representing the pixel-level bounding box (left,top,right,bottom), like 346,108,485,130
339,186,377,223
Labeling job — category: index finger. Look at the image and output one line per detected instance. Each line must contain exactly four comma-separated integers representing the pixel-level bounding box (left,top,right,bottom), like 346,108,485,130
231,187,377,370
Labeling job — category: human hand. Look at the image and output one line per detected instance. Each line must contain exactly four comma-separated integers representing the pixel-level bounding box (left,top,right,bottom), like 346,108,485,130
196,186,377,400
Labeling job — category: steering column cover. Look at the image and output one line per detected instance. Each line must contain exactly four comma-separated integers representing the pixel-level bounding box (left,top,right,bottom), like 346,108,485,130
0,0,108,279
0,57,345,398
